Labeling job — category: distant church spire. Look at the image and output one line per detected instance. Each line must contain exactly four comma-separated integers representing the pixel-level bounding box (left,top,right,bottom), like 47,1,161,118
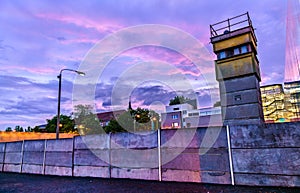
128,95,132,111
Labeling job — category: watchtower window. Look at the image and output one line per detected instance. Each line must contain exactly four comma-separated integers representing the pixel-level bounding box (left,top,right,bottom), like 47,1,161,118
241,45,248,53
219,51,226,59
217,44,251,60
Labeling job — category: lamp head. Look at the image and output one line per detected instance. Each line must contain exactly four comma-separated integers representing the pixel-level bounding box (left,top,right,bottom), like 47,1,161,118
76,71,85,76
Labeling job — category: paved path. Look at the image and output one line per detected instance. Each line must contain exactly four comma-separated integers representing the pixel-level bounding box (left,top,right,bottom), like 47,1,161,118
0,172,299,193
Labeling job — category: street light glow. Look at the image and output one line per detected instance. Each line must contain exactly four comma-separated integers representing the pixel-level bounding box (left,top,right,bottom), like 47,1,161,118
76,71,85,76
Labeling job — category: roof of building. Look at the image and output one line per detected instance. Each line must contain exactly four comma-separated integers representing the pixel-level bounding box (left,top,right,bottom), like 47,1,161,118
260,84,283,88
96,110,126,122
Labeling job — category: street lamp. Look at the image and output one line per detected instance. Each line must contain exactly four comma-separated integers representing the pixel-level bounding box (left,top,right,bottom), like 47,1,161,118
56,69,85,139
151,117,157,131
133,114,140,132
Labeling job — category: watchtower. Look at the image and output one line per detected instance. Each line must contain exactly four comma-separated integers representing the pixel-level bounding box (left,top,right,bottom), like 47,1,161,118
210,12,264,125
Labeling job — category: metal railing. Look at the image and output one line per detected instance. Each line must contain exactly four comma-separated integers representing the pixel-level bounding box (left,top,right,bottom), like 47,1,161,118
210,12,252,37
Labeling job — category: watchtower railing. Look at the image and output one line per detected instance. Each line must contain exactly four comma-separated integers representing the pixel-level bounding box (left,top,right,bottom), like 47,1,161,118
210,12,252,37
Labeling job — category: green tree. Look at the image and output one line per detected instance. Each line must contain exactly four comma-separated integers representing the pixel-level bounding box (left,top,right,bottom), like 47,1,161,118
5,127,12,132
104,118,128,133
14,125,24,132
213,101,221,107
25,126,33,132
32,126,41,132
105,108,160,133
132,108,160,131
169,96,191,105
45,115,75,133
73,104,103,135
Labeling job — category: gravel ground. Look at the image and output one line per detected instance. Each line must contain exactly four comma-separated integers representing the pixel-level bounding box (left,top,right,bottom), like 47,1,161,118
0,172,299,193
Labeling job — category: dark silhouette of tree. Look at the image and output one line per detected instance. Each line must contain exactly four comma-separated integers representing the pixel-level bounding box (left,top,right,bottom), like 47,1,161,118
14,125,24,132
213,101,221,107
104,118,128,133
25,126,33,132
169,96,191,105
105,108,160,133
45,115,75,133
73,104,103,135
5,127,12,132
32,126,41,132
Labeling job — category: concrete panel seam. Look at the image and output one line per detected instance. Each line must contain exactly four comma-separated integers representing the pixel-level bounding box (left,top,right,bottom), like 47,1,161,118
20,140,24,173
72,137,75,177
1,143,6,172
108,132,112,178
162,168,203,173
234,171,300,177
225,101,261,107
158,128,162,182
231,147,300,150
42,139,46,175
226,125,235,185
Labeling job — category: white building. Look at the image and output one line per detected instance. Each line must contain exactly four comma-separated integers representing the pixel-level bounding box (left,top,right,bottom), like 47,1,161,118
162,104,222,129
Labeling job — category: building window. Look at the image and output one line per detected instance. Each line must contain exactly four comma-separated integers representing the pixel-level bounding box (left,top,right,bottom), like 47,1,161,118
234,95,242,101
173,107,179,111
172,122,179,127
218,51,226,59
183,110,187,114
234,48,240,55
172,114,178,119
241,45,248,53
188,112,199,117
217,44,251,60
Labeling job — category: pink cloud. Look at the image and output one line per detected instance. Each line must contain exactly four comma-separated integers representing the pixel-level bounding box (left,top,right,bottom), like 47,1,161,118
116,45,214,77
35,13,124,34
0,64,56,75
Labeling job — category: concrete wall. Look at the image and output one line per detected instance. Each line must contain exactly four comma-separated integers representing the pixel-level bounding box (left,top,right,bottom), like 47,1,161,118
73,135,110,178
3,141,23,173
160,127,230,183
230,123,300,187
44,139,73,176
110,131,158,180
22,140,45,174
0,123,299,187
0,143,6,171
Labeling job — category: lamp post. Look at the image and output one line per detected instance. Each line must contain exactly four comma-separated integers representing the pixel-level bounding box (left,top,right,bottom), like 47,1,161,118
151,117,157,131
56,69,85,139
133,114,140,132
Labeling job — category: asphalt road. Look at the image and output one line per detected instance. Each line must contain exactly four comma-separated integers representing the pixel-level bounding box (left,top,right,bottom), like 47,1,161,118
0,172,299,193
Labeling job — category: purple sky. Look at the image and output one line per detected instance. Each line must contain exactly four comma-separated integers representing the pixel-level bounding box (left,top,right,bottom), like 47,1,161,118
0,0,289,130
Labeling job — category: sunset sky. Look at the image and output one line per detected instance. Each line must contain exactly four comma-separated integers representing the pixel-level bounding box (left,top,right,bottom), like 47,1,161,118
0,0,290,130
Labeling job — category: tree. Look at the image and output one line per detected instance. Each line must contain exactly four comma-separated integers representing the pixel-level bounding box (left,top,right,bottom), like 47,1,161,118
103,111,133,133
169,96,191,105
104,108,160,133
104,118,127,133
213,101,221,107
32,126,41,132
5,127,12,132
25,126,33,132
134,107,150,123
73,104,103,135
14,125,24,132
45,115,75,133
133,108,160,131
